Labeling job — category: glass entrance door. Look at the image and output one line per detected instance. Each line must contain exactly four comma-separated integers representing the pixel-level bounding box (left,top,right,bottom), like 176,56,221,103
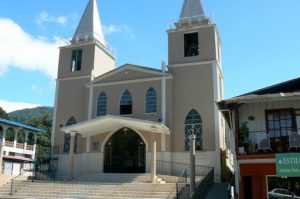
104,128,146,173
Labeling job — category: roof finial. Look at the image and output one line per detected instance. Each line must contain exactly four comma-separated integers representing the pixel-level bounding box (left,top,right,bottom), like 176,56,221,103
72,0,105,45
180,0,205,18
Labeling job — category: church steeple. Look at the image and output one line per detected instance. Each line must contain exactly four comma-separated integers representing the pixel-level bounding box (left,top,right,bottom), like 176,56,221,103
72,0,105,46
180,0,205,18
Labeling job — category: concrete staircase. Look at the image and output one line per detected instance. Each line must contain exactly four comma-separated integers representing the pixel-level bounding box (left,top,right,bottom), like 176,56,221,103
0,173,177,199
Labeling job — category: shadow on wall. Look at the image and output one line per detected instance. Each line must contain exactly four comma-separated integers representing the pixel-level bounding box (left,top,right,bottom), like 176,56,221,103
220,149,233,182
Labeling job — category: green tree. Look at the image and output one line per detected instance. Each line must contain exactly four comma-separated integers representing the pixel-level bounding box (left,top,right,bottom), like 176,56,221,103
0,107,9,120
26,115,52,146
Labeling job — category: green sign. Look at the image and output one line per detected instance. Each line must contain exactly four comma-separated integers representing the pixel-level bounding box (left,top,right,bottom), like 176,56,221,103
276,153,300,177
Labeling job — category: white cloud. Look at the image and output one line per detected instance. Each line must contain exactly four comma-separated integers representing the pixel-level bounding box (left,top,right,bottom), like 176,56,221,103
36,11,68,27
103,24,134,39
31,84,43,94
0,99,40,113
0,18,59,79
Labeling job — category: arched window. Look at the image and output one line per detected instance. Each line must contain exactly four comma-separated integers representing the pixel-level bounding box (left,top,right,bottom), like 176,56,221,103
64,117,77,153
97,92,107,116
66,117,77,126
184,109,203,151
145,87,157,113
120,90,132,115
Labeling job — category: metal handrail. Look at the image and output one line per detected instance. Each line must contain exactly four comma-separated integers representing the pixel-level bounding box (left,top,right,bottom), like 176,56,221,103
176,169,188,199
227,175,235,199
10,164,34,196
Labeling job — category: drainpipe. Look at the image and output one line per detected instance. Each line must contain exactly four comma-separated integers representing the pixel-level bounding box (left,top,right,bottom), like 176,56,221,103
161,61,166,152
87,70,95,120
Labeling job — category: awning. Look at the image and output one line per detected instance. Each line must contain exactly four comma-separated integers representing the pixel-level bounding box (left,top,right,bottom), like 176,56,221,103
3,155,33,162
61,115,170,137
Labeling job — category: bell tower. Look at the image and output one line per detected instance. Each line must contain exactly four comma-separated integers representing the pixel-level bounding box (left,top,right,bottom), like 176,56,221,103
52,0,116,152
168,0,224,182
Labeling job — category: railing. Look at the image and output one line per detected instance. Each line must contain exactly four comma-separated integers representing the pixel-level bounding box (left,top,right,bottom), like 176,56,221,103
193,168,214,199
227,174,235,199
10,163,34,195
5,141,14,147
60,32,117,58
157,160,213,177
26,145,34,150
176,169,188,199
239,129,300,155
16,143,24,149
156,161,214,199
167,14,216,30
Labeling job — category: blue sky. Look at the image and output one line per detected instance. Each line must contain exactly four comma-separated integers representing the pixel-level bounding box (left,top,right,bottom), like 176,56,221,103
0,0,300,112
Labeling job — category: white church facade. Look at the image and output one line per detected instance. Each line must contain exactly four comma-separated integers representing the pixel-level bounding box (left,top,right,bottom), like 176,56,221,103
51,0,228,183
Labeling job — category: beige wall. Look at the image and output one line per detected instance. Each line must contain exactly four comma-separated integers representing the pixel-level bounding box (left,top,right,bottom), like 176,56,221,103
54,78,89,153
94,67,165,84
92,80,166,123
58,42,115,79
238,99,300,132
169,63,217,152
168,25,217,65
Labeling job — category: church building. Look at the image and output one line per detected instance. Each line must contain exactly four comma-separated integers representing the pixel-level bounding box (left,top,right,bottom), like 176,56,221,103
51,0,227,183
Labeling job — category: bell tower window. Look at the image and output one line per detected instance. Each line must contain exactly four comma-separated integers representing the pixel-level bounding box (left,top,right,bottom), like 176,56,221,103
184,33,199,57
71,49,82,72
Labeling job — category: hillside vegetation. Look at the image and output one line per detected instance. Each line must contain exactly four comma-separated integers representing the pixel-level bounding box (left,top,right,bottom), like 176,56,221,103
8,106,53,123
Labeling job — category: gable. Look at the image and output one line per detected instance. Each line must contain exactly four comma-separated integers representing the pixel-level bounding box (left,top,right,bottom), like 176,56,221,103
93,64,168,84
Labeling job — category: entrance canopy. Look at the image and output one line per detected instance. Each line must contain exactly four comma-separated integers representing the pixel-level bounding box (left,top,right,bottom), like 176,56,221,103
61,115,170,137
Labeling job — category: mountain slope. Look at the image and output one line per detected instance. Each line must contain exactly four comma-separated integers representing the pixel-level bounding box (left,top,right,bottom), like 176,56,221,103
8,106,53,123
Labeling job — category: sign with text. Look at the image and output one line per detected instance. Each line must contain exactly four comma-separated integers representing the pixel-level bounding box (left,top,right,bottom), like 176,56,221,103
276,153,300,177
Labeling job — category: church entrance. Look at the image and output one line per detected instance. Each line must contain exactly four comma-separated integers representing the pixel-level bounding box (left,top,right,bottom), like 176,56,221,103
104,128,146,173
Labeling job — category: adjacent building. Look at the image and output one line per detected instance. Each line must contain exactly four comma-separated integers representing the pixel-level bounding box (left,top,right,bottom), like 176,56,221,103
219,77,300,199
0,118,46,175
51,0,230,183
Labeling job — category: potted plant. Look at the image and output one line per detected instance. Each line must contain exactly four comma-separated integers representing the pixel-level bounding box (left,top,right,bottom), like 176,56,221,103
275,140,284,153
238,121,250,154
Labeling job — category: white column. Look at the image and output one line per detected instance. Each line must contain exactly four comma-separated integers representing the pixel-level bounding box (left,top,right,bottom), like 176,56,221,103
13,128,19,148
0,126,7,175
189,135,196,197
51,79,60,147
86,136,91,153
2,126,7,145
32,134,38,160
68,133,76,180
0,143,3,175
150,126,157,184
24,132,29,150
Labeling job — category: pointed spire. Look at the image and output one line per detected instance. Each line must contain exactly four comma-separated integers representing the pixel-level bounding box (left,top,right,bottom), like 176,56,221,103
72,0,106,45
180,0,205,18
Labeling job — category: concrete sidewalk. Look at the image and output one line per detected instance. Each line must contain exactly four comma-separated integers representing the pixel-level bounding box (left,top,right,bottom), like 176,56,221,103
206,183,229,199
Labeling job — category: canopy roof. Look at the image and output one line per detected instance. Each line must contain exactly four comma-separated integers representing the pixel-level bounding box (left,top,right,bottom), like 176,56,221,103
61,115,170,137
0,118,47,134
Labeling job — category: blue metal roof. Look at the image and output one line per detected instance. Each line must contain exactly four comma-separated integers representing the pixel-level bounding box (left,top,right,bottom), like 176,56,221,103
0,118,47,134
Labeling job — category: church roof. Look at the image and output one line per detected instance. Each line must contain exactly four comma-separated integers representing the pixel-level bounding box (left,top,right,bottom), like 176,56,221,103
72,0,106,45
180,0,205,18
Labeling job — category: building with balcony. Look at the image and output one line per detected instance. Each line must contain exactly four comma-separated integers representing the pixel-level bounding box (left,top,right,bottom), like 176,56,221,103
219,77,300,199
51,0,230,184
0,118,47,175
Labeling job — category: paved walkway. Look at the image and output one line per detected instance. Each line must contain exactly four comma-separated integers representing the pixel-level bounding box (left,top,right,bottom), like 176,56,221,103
206,183,229,199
